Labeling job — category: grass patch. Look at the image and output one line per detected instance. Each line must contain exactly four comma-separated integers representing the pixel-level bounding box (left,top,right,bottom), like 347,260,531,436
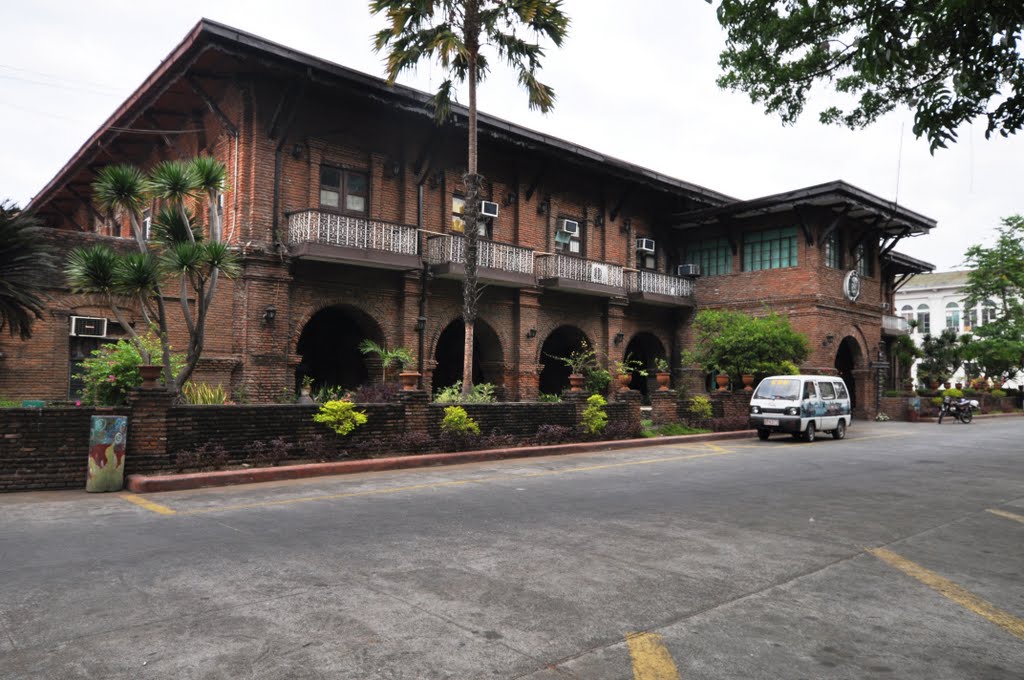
640,420,710,437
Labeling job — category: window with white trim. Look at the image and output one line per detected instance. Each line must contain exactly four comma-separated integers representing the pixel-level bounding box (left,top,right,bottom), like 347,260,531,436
945,302,960,330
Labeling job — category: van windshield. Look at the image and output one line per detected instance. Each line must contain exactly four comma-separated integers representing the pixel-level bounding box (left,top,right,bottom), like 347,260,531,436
753,378,800,400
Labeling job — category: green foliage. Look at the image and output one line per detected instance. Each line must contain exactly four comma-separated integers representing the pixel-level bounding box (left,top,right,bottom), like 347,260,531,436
687,395,714,421
613,353,648,377
181,382,231,405
551,340,597,375
583,366,612,395
0,201,58,339
313,400,368,436
942,387,964,399
434,381,496,404
581,394,608,435
654,357,670,373
440,405,480,436
643,422,710,437
687,309,809,378
891,334,923,383
992,388,1008,398
537,392,562,403
931,396,944,407
358,339,415,383
918,329,964,386
714,0,1024,152
78,335,183,405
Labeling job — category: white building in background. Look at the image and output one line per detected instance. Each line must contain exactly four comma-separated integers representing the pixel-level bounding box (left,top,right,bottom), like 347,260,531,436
895,270,1020,388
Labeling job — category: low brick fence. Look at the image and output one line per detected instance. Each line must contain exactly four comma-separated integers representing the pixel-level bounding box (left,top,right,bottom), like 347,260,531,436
881,393,1020,421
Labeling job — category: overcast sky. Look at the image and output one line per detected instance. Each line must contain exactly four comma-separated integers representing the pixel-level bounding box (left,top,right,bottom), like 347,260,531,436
3,0,1021,271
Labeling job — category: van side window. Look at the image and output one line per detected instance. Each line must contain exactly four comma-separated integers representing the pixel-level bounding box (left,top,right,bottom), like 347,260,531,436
834,383,849,400
802,382,817,400
818,382,836,400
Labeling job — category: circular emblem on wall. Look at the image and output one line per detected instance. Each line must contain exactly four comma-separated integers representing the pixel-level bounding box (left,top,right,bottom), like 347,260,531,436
843,270,861,302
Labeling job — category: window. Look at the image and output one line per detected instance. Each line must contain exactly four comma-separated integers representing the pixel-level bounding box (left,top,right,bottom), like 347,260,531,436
854,243,873,276
319,167,368,214
964,305,978,331
452,195,491,238
817,381,837,400
834,382,849,400
686,237,731,276
945,302,960,330
802,381,817,400
981,300,998,325
824,232,841,269
901,304,914,324
917,304,931,334
554,217,582,254
636,242,656,269
141,207,152,240
743,227,797,271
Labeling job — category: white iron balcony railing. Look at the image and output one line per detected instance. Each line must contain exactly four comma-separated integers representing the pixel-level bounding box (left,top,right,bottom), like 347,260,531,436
625,270,693,297
536,254,624,288
883,314,911,334
426,234,534,275
287,210,419,256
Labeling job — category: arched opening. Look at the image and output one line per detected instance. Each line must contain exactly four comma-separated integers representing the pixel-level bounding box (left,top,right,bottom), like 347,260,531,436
538,325,590,396
295,306,384,392
622,332,667,398
432,318,503,393
834,336,862,410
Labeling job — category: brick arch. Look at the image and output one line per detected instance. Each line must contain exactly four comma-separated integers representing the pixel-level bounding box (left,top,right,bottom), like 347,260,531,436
834,325,870,370
533,320,600,366
537,324,594,395
293,302,390,391
290,299,390,352
430,315,506,390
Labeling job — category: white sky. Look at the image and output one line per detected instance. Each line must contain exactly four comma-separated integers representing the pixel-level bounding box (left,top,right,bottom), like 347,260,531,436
2,0,1021,271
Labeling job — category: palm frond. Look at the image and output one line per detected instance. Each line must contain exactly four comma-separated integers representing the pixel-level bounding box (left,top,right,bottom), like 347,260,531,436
159,242,204,275
92,164,148,215
0,202,57,339
151,205,203,245
189,156,228,194
200,242,241,278
113,253,161,297
65,245,120,294
148,160,199,203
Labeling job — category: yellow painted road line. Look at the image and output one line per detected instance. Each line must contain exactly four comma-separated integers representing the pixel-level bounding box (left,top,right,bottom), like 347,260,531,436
869,547,1024,641
119,493,177,515
987,508,1024,525
626,631,681,680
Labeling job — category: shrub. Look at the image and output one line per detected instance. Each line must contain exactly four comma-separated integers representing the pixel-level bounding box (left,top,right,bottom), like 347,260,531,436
656,422,708,436
992,388,1007,398
605,421,642,440
537,392,562,403
352,382,400,403
535,423,574,445
931,396,944,407
687,395,713,421
942,387,964,399
686,309,810,378
305,433,342,461
581,394,608,435
313,400,368,435
440,405,480,435
243,438,292,467
182,382,231,405
174,442,229,472
77,334,184,405
583,367,612,395
434,381,496,404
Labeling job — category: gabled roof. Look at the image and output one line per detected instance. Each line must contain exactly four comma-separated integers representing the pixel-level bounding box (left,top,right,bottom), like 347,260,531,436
28,18,734,216
671,180,936,236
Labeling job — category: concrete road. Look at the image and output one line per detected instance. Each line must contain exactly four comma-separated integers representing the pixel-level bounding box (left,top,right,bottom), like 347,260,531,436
1,418,1023,679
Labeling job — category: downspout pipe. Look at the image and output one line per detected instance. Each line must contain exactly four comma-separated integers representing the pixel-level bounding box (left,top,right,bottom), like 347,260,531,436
416,182,429,389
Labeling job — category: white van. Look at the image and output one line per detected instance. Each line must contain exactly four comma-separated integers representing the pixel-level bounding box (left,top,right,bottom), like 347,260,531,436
749,375,852,442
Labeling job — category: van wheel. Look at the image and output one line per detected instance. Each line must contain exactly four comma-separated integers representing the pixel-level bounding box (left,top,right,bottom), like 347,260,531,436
832,420,846,440
802,422,816,442
757,429,770,440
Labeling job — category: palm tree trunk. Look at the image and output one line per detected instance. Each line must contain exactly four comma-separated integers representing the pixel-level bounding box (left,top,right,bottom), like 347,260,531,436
461,3,481,397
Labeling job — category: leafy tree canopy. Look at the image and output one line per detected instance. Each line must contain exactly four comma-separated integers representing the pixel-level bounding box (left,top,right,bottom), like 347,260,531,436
959,215,1024,382
687,309,809,377
0,201,58,339
714,1,1024,151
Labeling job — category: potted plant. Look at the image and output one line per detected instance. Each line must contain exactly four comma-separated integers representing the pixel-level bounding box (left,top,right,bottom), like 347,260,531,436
654,357,671,391
613,354,647,391
358,339,415,384
554,341,596,392
714,371,730,392
299,375,315,404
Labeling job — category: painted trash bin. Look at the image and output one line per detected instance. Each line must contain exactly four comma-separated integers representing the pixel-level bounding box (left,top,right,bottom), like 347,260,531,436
86,415,128,492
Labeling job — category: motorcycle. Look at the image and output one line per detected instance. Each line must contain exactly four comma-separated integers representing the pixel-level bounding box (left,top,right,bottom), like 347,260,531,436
938,396,979,424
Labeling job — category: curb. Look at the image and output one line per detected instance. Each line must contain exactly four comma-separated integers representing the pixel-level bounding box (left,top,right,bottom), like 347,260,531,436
125,430,755,493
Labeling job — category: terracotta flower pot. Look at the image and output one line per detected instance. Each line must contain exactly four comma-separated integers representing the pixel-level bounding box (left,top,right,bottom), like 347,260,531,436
944,382,951,389
617,373,632,391
715,374,729,392
655,372,671,391
568,373,585,392
955,382,963,390
399,371,420,391
742,374,754,392
139,364,161,389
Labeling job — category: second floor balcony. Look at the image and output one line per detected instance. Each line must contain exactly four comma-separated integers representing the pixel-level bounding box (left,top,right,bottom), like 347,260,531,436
624,270,694,307
536,254,625,297
882,313,911,336
426,234,536,288
287,209,421,270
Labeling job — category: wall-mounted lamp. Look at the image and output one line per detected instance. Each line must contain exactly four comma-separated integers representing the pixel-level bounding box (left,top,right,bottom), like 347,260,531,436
537,195,551,216
387,160,402,178
428,171,443,190
526,328,537,339
416,316,427,331
504,191,518,207
593,214,605,228
262,305,277,325
291,144,303,159
822,334,834,347
621,218,632,234
614,331,625,345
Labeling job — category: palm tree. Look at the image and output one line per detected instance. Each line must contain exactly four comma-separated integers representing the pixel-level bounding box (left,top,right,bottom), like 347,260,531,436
67,158,239,392
359,339,415,383
0,201,58,339
371,0,570,395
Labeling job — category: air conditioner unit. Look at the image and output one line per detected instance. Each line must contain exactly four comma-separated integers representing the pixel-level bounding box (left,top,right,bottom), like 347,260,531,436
557,218,580,236
479,201,499,218
636,238,655,253
70,316,108,338
590,263,608,284
677,264,701,277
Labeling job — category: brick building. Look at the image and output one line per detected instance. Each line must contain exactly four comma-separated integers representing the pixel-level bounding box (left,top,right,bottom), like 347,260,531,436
3,20,935,417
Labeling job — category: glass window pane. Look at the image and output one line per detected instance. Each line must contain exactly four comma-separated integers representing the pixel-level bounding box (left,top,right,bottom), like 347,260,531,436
346,172,367,196
345,194,366,212
320,167,341,188
320,189,340,208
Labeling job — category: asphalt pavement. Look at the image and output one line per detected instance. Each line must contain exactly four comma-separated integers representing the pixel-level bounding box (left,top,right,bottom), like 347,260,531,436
1,418,1022,679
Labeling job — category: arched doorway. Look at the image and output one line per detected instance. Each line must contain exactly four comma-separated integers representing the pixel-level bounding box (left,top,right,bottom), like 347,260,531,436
432,318,503,393
835,336,862,410
295,306,384,392
623,332,667,398
539,325,590,395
